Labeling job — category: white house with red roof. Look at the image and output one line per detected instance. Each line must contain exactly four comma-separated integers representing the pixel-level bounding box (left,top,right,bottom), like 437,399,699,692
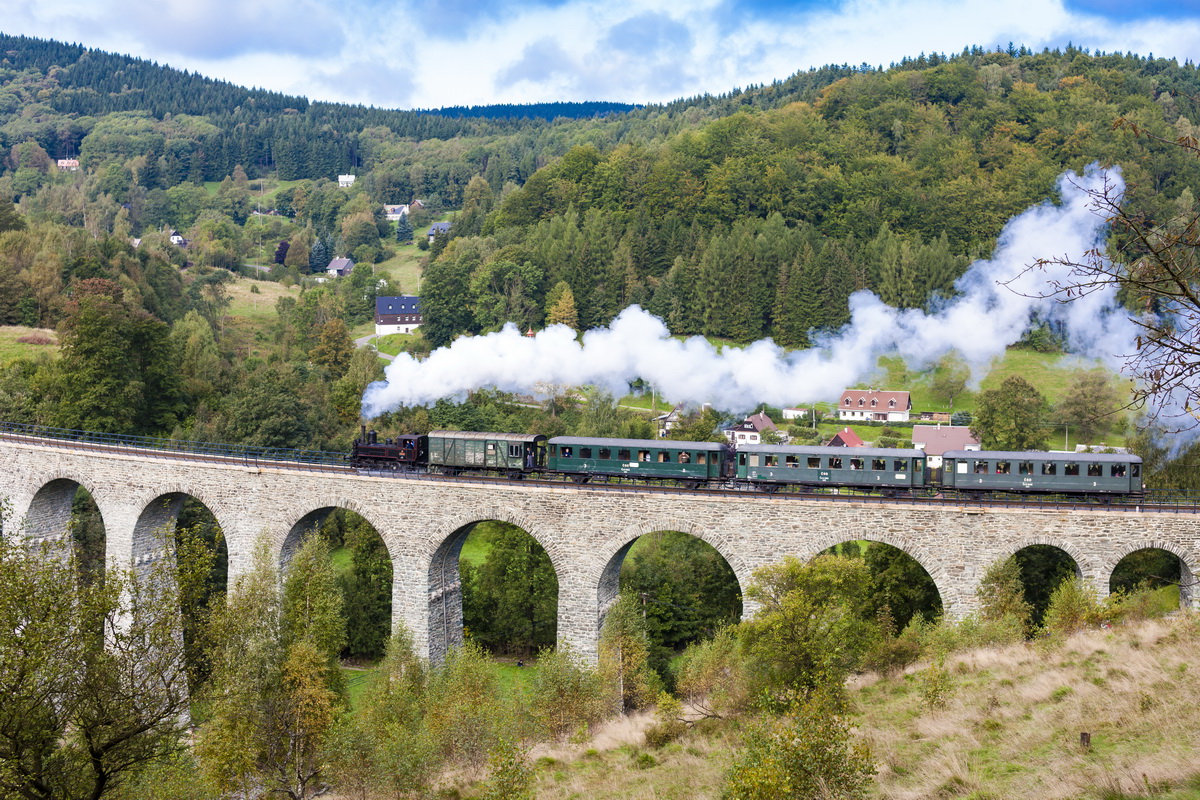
724,411,780,445
837,389,911,422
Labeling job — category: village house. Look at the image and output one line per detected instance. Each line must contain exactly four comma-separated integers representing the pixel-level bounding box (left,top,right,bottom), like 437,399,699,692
168,229,188,247
56,158,79,171
837,389,912,422
427,221,451,242
384,204,410,221
374,296,422,335
826,427,866,447
337,174,356,188
911,424,981,468
326,257,354,277
653,405,684,438
724,412,781,445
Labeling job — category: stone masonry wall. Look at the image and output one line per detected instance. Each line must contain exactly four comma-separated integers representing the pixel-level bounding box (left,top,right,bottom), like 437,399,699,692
3,438,1198,663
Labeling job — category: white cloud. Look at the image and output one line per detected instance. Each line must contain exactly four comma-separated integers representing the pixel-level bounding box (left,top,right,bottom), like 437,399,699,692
4,0,1200,107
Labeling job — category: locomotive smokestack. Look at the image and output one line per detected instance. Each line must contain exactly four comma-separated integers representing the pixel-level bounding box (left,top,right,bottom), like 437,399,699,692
360,424,367,444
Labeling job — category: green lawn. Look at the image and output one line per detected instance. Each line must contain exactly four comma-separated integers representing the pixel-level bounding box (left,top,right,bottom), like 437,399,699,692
373,244,424,294
0,326,58,366
220,275,300,359
374,332,426,356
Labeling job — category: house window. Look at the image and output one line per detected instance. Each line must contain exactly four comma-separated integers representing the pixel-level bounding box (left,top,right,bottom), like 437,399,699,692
889,399,896,407
871,399,878,407
844,398,851,406
1042,462,1057,475
618,449,631,460
599,448,611,459
1065,462,1080,476
858,398,865,406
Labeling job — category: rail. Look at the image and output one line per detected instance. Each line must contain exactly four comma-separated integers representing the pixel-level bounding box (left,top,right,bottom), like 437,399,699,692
0,421,346,472
4,421,1200,513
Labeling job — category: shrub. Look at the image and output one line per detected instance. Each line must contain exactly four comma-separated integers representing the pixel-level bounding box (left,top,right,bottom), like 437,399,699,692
644,692,687,749
919,656,955,710
723,690,874,800
16,333,54,345
1041,578,1103,637
524,646,608,741
674,628,751,718
479,738,533,800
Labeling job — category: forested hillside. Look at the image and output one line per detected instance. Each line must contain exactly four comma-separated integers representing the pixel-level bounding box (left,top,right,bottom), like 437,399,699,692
2,37,1200,451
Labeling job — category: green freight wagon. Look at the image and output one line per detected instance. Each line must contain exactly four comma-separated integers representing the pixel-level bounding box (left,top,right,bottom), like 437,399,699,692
426,430,547,475
736,444,927,490
547,437,729,483
941,450,1142,496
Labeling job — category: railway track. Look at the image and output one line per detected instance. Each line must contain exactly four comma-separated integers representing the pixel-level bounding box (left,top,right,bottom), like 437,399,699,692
4,423,1197,514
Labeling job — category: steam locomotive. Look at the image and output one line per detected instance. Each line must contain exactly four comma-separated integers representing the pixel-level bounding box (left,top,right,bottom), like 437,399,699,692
351,427,1144,498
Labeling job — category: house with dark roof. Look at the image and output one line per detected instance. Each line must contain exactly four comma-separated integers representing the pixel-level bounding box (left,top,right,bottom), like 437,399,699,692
427,222,451,242
375,296,422,335
837,389,911,422
826,427,866,447
724,411,781,445
327,257,355,277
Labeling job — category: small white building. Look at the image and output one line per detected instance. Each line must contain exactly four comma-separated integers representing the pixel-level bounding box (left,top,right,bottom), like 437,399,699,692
724,412,780,445
837,389,911,422
327,257,354,277
384,204,410,221
911,424,981,468
337,174,356,188
57,158,80,171
375,296,422,335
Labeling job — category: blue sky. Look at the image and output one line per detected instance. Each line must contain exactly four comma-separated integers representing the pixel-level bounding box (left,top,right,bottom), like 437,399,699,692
5,0,1200,109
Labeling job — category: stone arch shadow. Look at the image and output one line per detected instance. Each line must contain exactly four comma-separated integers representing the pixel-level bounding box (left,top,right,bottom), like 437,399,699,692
999,536,1095,582
594,516,754,637
809,530,952,615
426,506,565,665
22,473,109,549
1103,540,1198,609
130,486,230,580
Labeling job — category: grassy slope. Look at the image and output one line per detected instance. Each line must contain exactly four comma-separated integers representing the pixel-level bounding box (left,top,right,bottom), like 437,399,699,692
220,275,300,359
478,616,1200,800
0,326,58,366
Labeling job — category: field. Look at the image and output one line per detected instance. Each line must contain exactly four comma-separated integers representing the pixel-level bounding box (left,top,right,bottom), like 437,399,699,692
220,275,300,359
0,326,58,366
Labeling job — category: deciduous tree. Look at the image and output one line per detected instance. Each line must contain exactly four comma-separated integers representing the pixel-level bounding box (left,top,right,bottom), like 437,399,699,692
970,375,1048,450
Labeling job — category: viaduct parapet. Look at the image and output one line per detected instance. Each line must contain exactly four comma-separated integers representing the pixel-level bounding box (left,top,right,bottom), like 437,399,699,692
3,438,1197,662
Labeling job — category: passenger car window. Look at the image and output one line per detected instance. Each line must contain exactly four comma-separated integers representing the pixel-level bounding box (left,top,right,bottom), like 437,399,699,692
830,457,843,469
618,449,630,460
850,458,863,470
581,448,592,459
1019,461,1033,475
1111,464,1126,477
1042,462,1056,475
974,461,988,474
996,461,1010,474
893,460,907,472
1065,462,1080,476
873,458,886,470
807,457,820,468
1087,463,1103,477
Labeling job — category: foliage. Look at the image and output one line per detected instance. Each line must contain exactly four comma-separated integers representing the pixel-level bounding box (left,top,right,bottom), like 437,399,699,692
1052,369,1126,443
970,375,1048,450
424,642,514,767
524,646,608,741
461,522,558,655
675,627,752,719
722,690,874,800
1040,577,1103,637
977,555,1033,635
620,530,743,671
930,352,970,408
598,593,663,712
918,656,956,709
738,555,879,697
643,691,688,749
0,523,196,800
334,512,393,661
478,738,535,800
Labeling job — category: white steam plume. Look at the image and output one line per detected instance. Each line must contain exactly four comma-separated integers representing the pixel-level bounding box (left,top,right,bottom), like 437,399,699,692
362,165,1137,418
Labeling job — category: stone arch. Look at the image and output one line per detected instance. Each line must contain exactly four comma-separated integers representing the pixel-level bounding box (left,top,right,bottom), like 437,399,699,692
1001,537,1093,580
426,506,563,665
22,473,108,547
279,497,390,571
809,529,953,614
1104,540,1197,609
131,490,228,581
596,516,751,636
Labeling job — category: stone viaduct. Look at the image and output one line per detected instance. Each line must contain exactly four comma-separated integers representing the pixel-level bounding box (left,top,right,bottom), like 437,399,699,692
3,435,1198,663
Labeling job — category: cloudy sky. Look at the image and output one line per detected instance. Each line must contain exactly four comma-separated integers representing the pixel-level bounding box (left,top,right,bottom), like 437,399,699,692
4,0,1200,110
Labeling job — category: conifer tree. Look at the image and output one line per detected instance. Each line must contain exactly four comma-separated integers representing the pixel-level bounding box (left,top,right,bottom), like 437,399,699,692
396,213,414,243
308,238,329,274
0,197,24,233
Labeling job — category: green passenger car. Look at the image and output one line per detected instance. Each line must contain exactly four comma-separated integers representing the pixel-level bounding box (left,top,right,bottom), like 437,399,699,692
736,444,927,489
547,437,729,482
427,430,547,473
941,450,1142,495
